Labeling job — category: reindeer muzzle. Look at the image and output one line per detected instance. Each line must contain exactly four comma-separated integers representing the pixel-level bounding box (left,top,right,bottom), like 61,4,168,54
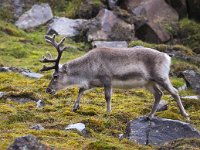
46,88,56,95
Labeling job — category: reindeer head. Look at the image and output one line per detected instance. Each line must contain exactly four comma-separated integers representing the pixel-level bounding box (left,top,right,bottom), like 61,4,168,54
40,34,70,95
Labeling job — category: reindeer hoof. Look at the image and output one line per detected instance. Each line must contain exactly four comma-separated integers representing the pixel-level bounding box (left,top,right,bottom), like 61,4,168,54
147,114,154,120
185,116,190,122
72,104,80,112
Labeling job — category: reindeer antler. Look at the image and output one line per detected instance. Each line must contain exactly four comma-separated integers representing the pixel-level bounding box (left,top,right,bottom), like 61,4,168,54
40,34,69,72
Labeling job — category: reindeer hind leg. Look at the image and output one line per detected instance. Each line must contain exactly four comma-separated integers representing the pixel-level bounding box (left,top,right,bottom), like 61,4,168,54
156,77,189,120
146,83,163,118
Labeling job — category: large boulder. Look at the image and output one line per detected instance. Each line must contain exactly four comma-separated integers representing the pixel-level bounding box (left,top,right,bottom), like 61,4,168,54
187,0,200,22
11,0,25,19
124,116,200,145
119,0,179,43
181,70,200,95
7,134,53,150
47,17,87,37
92,41,128,48
83,9,135,42
165,0,187,19
15,3,53,30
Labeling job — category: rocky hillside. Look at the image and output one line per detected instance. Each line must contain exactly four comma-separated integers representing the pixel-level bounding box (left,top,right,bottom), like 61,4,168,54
0,0,200,149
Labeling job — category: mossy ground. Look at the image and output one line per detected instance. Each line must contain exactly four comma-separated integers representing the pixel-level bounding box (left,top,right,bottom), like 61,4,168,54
0,20,200,150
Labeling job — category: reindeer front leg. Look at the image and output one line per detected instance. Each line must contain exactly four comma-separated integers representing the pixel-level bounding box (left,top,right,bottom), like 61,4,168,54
104,83,112,112
72,88,86,112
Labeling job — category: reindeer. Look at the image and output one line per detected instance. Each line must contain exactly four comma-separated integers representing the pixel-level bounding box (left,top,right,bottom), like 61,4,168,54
40,34,189,120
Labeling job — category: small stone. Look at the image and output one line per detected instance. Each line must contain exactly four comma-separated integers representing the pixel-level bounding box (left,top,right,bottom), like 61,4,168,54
65,123,86,132
0,66,43,79
0,92,6,98
36,100,45,108
133,46,145,48
119,134,124,140
30,124,44,130
21,72,43,79
181,96,199,100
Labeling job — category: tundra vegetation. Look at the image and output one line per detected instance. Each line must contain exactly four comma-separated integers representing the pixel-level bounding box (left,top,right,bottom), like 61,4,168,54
1,0,200,149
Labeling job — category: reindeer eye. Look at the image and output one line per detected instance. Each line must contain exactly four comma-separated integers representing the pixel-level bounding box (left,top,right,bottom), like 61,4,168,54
53,75,58,79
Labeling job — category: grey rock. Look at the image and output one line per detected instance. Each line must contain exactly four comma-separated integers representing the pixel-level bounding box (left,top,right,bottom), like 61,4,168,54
157,100,168,112
7,134,53,150
124,116,200,145
92,41,128,48
47,17,87,37
0,92,6,98
65,123,86,132
181,96,199,100
0,66,43,79
12,0,25,18
36,100,45,108
0,67,10,72
15,3,53,29
21,72,43,79
108,0,118,9
181,70,200,95
30,124,44,130
7,97,36,104
120,0,178,43
84,9,135,42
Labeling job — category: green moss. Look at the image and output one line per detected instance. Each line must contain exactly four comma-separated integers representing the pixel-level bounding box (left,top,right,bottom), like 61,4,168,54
7,110,35,124
0,104,16,114
179,18,200,54
157,111,182,120
129,40,193,55
171,58,200,73
0,3,13,22
0,20,26,36
82,118,105,132
62,0,83,18
170,78,186,89
77,107,98,116
86,140,119,150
